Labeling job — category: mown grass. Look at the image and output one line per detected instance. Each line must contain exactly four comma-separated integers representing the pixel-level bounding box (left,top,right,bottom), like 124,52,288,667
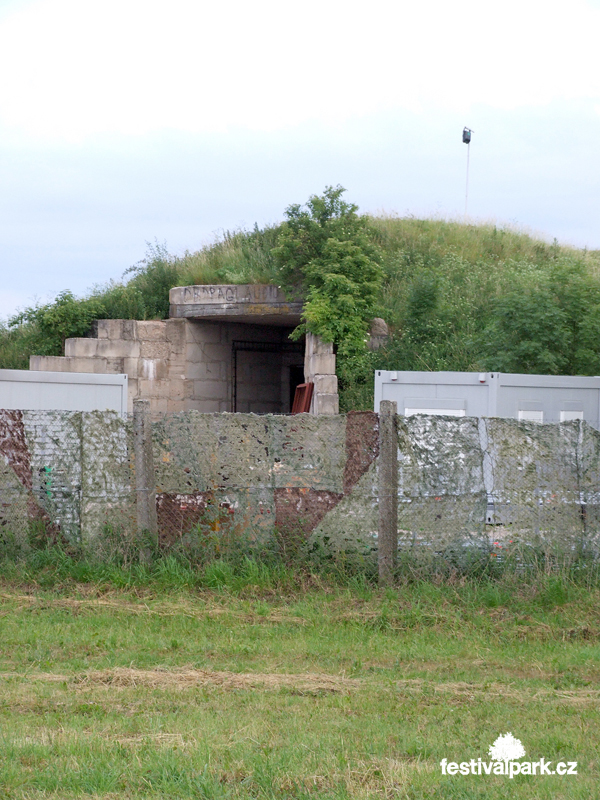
0,553,599,798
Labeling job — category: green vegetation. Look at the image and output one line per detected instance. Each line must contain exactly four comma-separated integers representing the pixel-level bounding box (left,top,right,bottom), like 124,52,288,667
0,551,598,798
272,187,384,397
2,188,600,410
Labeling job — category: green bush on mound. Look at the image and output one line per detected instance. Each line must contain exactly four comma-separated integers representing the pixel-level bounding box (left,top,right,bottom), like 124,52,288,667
2,189,600,410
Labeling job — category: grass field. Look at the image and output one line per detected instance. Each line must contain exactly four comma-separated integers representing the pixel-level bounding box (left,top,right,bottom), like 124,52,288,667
1,562,599,798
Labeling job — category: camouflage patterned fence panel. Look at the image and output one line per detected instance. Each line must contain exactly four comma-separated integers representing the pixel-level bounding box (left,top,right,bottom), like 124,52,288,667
0,409,134,551
1,407,600,564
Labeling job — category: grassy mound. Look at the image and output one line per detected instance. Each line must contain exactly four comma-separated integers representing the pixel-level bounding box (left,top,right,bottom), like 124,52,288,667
3,199,600,411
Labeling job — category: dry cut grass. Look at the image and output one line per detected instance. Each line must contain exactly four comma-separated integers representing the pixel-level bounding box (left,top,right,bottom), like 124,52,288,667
1,577,599,798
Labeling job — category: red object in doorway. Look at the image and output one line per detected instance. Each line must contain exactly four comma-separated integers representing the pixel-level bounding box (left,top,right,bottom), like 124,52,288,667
291,383,314,414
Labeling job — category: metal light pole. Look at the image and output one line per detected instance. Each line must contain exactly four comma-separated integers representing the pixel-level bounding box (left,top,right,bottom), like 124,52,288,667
463,127,473,221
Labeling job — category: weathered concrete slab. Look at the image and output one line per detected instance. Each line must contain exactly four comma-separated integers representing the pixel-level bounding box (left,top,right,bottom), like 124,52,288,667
315,416,489,557
150,412,347,540
0,458,31,550
312,461,378,554
398,415,485,498
269,414,346,492
578,422,600,547
3,408,600,561
169,285,303,326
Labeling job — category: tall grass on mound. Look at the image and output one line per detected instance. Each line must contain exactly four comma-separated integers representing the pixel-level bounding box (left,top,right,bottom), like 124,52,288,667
374,218,600,377
175,225,282,286
369,215,600,268
4,190,600,411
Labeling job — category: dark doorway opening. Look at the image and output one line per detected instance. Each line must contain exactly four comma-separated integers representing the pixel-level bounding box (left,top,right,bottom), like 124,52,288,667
232,340,304,413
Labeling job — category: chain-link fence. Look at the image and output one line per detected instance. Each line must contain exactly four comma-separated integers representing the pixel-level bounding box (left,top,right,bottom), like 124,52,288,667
399,415,600,568
150,409,351,558
0,410,83,548
0,409,135,553
481,416,600,564
310,413,600,571
1,406,600,567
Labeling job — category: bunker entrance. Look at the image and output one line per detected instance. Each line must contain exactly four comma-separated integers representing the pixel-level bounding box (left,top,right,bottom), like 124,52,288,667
232,340,305,413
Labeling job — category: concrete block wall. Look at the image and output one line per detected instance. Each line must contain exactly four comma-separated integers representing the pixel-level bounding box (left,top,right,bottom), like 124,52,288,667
30,318,340,416
31,319,189,415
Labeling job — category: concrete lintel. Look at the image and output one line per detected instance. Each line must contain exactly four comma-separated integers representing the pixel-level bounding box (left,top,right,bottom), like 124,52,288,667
169,284,303,325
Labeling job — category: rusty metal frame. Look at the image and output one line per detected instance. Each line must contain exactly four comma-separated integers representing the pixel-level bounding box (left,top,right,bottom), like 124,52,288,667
291,383,314,414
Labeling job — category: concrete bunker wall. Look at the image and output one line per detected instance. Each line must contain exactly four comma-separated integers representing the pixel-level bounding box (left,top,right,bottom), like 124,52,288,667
29,284,341,417
30,319,308,416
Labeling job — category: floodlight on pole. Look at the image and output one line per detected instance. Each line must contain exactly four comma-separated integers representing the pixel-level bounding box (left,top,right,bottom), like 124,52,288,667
463,127,473,221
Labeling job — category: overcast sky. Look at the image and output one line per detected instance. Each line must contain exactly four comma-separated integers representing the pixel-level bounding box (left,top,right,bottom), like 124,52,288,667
1,0,599,320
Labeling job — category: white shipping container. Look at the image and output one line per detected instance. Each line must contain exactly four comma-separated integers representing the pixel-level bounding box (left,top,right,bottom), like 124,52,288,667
0,369,128,415
374,370,600,428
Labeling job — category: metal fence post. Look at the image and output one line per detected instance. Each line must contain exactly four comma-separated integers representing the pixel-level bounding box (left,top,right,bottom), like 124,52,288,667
378,400,398,585
133,399,158,561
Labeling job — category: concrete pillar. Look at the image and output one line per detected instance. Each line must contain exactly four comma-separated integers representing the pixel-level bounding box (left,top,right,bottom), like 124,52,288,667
304,332,339,415
133,399,158,561
378,400,398,585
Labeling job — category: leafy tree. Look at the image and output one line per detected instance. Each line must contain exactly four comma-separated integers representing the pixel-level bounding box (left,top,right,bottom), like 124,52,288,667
573,304,600,374
481,259,600,375
272,186,384,408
